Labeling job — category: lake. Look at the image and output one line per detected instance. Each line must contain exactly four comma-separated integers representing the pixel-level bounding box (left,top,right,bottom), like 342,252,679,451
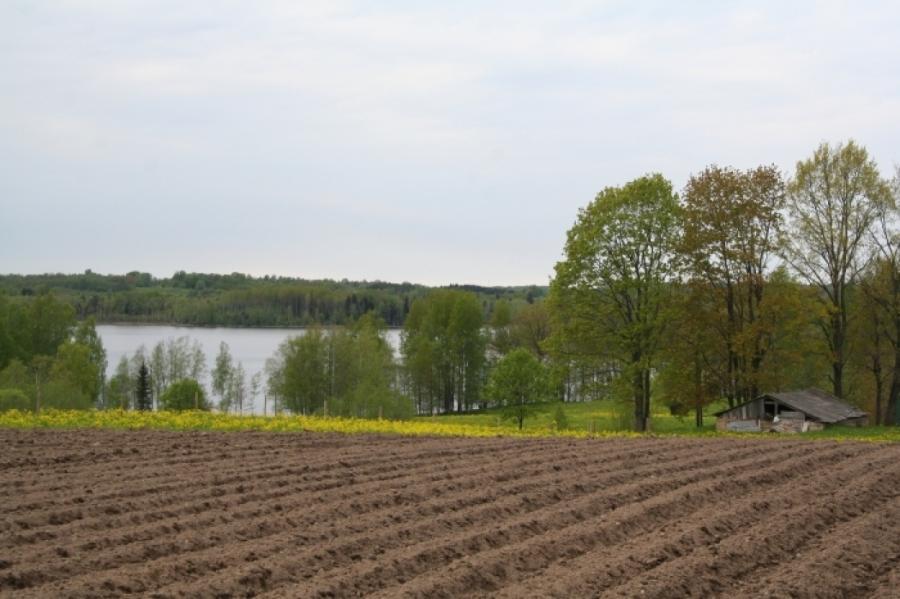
96,324,402,414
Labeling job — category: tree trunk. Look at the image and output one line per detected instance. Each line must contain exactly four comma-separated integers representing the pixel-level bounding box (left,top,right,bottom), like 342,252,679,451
443,372,453,414
832,290,847,399
694,354,704,428
632,355,647,432
832,359,844,400
874,359,883,426
34,374,41,415
886,337,900,426
725,351,738,408
643,368,651,431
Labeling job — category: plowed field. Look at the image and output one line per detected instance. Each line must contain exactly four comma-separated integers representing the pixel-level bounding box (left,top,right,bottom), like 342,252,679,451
1,430,898,598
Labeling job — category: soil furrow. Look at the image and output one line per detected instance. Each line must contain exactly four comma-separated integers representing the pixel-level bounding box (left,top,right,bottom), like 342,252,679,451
598,451,900,598
1,438,521,538
2,430,896,599
12,438,755,590
255,441,820,598
0,432,514,516
344,443,860,599
733,497,900,598
1,436,646,588
492,442,896,598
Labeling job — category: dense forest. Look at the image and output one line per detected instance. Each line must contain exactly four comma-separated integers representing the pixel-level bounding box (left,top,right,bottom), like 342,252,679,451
0,272,546,327
2,139,899,431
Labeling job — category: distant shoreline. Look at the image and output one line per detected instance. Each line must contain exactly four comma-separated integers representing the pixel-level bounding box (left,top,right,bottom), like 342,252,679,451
95,321,404,330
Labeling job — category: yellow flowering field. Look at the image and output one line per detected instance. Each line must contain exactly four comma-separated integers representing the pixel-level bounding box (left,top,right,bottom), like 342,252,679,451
0,409,896,442
0,409,614,439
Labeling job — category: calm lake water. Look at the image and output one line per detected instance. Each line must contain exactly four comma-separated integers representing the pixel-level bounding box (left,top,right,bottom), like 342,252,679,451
96,324,401,414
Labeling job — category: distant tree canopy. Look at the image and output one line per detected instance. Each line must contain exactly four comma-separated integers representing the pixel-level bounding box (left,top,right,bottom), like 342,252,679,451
0,272,547,328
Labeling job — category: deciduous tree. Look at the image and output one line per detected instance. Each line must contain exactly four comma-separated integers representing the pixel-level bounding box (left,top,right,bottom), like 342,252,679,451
784,140,890,398
486,348,551,430
401,290,486,414
681,164,785,404
550,174,681,431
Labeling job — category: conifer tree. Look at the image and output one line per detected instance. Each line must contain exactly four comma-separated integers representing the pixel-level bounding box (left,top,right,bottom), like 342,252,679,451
136,361,152,411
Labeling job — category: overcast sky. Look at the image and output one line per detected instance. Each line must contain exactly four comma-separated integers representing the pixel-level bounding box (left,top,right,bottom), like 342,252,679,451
2,1,898,286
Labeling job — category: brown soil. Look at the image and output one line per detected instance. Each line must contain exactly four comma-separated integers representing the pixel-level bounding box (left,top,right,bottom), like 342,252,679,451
0,429,897,598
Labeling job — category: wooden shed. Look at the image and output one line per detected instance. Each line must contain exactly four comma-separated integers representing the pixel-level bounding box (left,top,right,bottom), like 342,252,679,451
715,388,868,433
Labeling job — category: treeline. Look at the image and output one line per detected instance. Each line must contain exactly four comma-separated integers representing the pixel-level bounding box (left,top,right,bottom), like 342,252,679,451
269,139,899,432
0,272,546,327
261,293,556,428
550,140,900,430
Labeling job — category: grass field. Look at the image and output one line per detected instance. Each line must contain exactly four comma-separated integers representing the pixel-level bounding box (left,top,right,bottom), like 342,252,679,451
419,400,900,441
1,401,898,442
415,400,720,433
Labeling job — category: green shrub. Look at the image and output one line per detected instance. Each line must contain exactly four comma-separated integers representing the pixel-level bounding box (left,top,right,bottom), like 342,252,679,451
159,379,210,411
553,403,569,430
41,381,93,410
0,388,31,412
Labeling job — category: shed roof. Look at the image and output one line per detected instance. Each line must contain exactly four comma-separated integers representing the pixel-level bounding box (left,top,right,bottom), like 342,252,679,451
715,388,867,423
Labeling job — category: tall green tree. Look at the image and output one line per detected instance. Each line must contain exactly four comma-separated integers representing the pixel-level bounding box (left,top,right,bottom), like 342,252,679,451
785,140,891,398
105,356,133,409
549,174,681,431
212,341,234,408
22,293,76,359
271,329,330,414
229,363,248,414
51,342,101,405
331,314,409,419
149,342,166,409
73,317,107,406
